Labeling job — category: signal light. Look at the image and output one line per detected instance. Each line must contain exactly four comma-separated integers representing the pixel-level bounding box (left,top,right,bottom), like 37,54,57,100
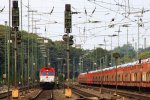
65,4,71,11
70,35,73,39
12,0,19,27
113,52,120,59
62,34,74,45
69,35,74,45
64,4,72,33
62,34,69,42
17,33,21,44
11,27,19,40
13,0,18,8
13,27,19,31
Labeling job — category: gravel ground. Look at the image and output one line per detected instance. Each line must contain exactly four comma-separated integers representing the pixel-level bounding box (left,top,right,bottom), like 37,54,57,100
0,87,132,100
73,86,132,100
20,88,79,100
53,89,79,100
19,88,41,100
0,85,12,94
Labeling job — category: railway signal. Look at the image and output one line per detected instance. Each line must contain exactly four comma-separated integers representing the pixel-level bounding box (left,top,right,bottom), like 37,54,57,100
12,0,19,27
62,34,68,42
63,34,74,45
64,4,72,98
64,4,72,33
12,0,20,98
69,35,73,45
17,32,21,44
113,52,120,59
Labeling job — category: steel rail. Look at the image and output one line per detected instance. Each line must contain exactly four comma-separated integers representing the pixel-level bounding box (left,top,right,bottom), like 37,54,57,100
71,86,99,100
30,89,53,100
0,85,38,99
76,84,150,100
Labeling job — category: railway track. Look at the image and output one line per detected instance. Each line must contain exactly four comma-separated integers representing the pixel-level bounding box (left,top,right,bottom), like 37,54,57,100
0,85,38,99
30,89,53,100
103,88,150,100
71,85,99,100
0,87,26,99
75,84,150,100
0,91,11,99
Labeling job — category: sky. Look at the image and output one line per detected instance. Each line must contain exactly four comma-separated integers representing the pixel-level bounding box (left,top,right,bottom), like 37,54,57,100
0,0,150,50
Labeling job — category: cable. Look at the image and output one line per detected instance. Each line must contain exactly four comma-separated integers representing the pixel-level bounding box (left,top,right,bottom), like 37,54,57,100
93,0,141,10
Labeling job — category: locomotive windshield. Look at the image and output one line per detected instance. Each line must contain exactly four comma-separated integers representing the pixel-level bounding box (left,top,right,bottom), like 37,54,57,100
41,72,47,76
48,72,55,76
41,71,55,76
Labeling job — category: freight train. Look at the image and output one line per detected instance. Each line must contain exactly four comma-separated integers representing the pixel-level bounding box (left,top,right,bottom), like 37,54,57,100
39,67,55,89
78,58,150,88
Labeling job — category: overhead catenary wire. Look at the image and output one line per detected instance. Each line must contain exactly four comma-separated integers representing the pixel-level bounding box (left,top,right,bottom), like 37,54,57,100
1,0,150,50
90,0,141,10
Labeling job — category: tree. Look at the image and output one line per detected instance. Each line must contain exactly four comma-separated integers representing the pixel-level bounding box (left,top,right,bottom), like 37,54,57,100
139,51,150,59
113,44,136,63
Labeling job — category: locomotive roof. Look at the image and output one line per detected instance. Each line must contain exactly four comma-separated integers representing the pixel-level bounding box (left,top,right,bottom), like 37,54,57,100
40,67,55,71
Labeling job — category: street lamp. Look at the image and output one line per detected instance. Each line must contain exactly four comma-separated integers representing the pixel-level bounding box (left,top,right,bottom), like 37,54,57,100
115,26,121,47
134,15,143,59
57,58,64,73
63,63,66,93
93,62,97,70
79,56,84,73
72,57,76,83
37,38,48,68
78,62,81,74
98,44,104,69
7,0,11,98
108,34,118,67
28,10,38,87
44,39,49,66
108,34,118,50
4,21,8,86
113,52,120,97
103,37,107,50
99,56,104,95
57,58,65,93
122,24,131,57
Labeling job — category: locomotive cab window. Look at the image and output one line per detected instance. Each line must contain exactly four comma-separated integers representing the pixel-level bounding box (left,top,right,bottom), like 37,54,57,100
48,72,55,76
41,72,46,76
